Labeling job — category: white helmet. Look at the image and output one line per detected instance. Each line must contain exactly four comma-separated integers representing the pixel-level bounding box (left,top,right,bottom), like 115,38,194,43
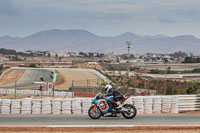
105,84,112,93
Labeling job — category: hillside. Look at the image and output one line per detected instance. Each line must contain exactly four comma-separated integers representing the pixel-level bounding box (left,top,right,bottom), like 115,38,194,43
0,29,200,54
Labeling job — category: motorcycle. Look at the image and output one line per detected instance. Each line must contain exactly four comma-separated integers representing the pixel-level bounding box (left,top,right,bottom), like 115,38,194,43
88,92,137,119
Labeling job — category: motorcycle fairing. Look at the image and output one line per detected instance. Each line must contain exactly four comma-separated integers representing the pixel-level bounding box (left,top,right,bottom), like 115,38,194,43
106,96,114,102
93,99,109,113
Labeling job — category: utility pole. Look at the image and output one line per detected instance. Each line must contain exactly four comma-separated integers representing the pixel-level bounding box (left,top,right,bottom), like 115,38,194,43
48,53,51,68
72,80,74,98
126,41,131,78
15,80,17,99
164,66,170,95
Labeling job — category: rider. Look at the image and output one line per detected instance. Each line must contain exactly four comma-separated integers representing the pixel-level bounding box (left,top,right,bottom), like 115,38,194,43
104,84,123,109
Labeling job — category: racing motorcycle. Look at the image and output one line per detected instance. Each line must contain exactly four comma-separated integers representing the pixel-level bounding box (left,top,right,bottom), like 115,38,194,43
88,93,137,119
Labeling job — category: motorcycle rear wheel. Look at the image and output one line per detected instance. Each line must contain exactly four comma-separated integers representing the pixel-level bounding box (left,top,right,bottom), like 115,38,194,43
121,104,137,119
88,105,102,119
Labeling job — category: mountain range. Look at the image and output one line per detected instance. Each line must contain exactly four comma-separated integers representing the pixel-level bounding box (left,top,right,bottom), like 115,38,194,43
0,29,200,54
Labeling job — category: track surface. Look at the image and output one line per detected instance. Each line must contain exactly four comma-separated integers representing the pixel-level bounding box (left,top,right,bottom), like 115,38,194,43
0,114,199,126
1,69,53,88
17,69,53,87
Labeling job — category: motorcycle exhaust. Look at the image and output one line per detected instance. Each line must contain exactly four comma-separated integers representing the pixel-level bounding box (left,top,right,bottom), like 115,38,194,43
119,107,130,113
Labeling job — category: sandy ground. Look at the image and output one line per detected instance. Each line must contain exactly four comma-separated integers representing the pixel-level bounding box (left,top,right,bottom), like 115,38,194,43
179,110,200,114
54,70,103,90
0,127,199,133
0,70,25,87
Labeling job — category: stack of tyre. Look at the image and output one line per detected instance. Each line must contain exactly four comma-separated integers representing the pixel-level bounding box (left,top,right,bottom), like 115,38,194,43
62,98,71,114
32,99,42,114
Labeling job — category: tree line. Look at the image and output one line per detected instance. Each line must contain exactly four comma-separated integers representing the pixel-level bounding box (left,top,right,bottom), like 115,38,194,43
182,57,200,63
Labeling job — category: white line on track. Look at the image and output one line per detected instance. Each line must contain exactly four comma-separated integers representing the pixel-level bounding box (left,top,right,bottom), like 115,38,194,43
46,125,200,128
47,125,135,127
0,125,200,128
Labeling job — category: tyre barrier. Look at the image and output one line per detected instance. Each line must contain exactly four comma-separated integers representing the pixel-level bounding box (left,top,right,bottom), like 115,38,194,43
0,95,199,115
0,88,73,97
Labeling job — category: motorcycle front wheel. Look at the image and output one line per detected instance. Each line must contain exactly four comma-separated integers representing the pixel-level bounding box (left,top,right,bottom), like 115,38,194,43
121,104,137,119
88,105,102,119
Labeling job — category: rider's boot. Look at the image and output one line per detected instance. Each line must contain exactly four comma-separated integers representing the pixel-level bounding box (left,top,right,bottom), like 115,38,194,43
116,101,122,110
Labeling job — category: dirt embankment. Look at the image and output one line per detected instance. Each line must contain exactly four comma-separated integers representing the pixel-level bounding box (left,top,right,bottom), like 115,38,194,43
54,70,103,90
0,69,25,87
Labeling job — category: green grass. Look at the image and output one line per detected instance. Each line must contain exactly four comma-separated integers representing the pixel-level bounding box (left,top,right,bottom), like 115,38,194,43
55,72,61,83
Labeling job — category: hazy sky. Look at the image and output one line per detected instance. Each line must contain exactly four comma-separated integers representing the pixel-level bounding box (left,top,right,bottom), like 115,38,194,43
0,0,200,37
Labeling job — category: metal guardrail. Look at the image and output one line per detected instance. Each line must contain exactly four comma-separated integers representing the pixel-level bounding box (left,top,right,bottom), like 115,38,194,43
178,95,200,111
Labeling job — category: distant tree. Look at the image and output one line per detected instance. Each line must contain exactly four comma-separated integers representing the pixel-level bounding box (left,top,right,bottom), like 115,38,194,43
95,53,104,58
108,65,114,71
183,57,195,63
170,51,188,58
182,57,200,63
149,69,161,74
99,53,104,58
121,54,128,60
191,68,200,73
29,64,37,68
0,48,17,55
47,53,51,57
197,58,200,63
186,83,198,94
79,52,88,57
59,57,62,62
166,71,178,74
130,54,134,59
79,52,85,56
88,53,94,57
104,60,111,63
55,54,59,62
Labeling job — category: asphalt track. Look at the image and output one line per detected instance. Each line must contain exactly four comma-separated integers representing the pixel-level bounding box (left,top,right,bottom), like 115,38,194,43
0,114,199,126
17,69,53,87
1,69,53,88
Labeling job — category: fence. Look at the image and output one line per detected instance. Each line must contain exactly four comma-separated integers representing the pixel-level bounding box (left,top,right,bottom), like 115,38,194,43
0,95,199,115
0,67,104,97
0,82,99,98
0,78,102,98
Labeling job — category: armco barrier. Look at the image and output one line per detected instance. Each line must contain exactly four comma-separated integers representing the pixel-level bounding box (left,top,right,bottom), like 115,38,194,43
0,95,199,115
0,68,11,79
178,95,200,111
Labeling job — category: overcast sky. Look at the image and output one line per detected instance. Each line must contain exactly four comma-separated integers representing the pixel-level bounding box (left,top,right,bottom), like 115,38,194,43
0,0,200,37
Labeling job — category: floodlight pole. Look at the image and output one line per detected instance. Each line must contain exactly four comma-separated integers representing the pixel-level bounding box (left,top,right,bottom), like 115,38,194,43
126,41,131,78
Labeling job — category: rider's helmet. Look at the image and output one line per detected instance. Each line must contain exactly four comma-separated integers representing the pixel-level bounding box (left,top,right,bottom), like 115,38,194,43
105,84,112,93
